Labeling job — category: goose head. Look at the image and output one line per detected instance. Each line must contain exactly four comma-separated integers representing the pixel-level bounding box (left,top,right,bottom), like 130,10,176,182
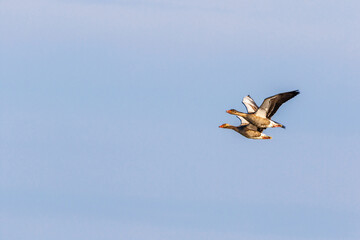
226,109,241,114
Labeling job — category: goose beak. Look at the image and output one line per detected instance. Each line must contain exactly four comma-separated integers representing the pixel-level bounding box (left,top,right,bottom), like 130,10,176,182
226,110,231,114
219,125,224,128
261,136,272,139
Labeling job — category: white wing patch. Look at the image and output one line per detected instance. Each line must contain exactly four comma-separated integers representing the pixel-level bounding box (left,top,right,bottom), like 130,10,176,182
242,95,258,113
255,109,267,118
237,116,250,126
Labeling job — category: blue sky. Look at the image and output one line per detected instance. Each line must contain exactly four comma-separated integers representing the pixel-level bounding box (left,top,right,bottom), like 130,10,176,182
1,0,360,239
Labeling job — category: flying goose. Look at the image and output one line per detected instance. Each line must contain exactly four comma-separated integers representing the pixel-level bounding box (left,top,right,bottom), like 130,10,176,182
226,90,300,129
219,123,271,139
219,95,271,139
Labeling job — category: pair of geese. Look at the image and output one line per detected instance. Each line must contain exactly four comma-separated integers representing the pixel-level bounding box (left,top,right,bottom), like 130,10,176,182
219,90,300,139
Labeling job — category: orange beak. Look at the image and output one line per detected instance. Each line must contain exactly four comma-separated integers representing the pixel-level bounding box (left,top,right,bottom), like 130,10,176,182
261,136,272,139
219,124,224,128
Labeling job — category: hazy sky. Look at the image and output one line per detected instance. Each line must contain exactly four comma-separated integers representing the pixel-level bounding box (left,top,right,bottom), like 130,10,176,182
1,0,360,239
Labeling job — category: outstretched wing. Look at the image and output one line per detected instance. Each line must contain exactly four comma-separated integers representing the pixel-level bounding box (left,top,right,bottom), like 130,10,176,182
256,90,300,119
242,95,259,113
237,115,250,126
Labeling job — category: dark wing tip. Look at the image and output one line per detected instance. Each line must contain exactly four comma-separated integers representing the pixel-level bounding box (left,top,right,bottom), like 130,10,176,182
286,90,300,98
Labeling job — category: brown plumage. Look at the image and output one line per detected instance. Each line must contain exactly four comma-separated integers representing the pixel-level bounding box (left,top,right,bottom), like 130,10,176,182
227,90,300,129
219,123,271,139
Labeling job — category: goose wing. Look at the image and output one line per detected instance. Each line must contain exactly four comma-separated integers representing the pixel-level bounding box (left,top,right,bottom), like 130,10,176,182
242,95,259,113
256,90,300,119
237,115,250,126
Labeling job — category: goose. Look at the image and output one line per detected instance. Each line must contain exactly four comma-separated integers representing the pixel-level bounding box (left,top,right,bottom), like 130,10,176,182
219,123,271,139
226,90,300,129
219,95,271,139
